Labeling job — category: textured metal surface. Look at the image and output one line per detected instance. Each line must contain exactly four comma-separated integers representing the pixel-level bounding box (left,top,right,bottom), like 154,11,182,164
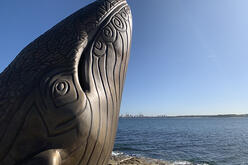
0,0,132,164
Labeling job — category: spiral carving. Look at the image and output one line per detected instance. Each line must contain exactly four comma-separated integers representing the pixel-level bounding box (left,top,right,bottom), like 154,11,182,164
120,10,129,21
102,23,117,42
112,14,126,32
93,40,107,57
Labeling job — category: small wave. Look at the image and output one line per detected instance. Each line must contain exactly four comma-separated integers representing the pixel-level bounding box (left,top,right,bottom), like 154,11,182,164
112,151,124,156
172,161,209,165
173,161,192,165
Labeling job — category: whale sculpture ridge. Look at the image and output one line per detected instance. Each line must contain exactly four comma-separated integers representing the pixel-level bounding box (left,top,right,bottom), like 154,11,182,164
0,0,132,164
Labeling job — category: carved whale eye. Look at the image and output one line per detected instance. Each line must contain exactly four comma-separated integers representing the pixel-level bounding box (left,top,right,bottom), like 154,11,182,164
40,73,79,109
46,76,77,108
53,81,70,97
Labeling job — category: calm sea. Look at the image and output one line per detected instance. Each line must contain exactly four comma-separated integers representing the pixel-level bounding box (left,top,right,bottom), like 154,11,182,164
113,117,248,165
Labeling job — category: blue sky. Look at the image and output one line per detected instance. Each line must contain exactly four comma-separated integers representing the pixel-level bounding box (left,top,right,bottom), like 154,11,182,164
1,0,248,115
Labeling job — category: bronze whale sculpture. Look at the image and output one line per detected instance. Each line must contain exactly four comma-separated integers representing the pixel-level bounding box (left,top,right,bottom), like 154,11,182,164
0,0,132,164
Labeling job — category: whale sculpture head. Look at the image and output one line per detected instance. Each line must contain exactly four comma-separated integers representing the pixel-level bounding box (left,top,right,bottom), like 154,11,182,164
0,0,132,164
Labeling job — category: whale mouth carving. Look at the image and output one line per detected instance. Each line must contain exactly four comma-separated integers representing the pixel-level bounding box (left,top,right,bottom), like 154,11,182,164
78,50,90,93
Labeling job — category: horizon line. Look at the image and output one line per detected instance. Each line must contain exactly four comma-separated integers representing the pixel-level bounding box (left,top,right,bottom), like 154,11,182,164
119,113,248,117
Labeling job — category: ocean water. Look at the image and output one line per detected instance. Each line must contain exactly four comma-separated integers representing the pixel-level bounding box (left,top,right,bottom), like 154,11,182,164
113,117,248,165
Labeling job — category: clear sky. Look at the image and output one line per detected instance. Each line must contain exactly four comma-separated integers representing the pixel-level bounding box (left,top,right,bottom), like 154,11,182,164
1,0,248,116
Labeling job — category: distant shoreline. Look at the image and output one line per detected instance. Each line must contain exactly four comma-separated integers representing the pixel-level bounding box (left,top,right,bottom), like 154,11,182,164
120,114,248,118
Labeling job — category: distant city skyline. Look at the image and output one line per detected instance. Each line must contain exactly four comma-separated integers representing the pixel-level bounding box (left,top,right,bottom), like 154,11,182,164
1,0,248,115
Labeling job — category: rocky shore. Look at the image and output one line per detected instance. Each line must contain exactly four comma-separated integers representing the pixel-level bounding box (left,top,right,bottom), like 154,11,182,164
108,154,173,165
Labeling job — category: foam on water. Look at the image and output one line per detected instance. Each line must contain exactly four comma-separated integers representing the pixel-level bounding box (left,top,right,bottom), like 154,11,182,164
112,151,124,156
172,161,209,165
172,161,192,165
